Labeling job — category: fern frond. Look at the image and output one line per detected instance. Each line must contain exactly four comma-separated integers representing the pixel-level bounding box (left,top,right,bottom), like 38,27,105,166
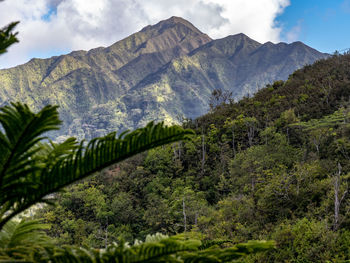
97,237,201,263
198,239,233,250
180,240,276,263
34,239,273,263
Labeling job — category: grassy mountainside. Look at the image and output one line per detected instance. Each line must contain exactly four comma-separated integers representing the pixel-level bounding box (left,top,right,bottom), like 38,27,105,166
0,17,328,139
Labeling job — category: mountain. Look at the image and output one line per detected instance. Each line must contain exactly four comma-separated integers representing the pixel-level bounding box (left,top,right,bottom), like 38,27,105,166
0,16,328,138
127,34,328,124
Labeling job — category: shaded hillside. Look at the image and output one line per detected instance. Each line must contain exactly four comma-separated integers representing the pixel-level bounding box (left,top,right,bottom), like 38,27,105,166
128,34,328,125
197,52,350,131
0,16,328,138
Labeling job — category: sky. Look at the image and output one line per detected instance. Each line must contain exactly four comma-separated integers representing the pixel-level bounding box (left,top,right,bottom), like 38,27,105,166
0,0,349,69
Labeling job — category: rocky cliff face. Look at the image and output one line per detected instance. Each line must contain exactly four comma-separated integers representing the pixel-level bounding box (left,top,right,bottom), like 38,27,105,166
0,16,328,139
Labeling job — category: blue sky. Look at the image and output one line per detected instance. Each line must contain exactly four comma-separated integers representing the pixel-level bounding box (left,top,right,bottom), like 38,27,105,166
0,0,349,68
278,0,350,53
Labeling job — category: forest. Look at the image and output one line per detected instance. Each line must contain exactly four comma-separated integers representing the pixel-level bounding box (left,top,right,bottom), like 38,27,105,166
34,52,350,262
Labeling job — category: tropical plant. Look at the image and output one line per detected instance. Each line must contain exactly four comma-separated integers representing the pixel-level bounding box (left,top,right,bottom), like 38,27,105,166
0,231,275,263
0,219,52,261
0,20,19,55
0,102,195,230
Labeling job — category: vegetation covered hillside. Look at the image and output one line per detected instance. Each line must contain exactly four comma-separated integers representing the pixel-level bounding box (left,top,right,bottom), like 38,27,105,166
0,22,270,261
37,52,350,262
0,17,327,139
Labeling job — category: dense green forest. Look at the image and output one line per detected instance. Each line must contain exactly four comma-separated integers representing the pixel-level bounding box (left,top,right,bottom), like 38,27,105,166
34,53,350,262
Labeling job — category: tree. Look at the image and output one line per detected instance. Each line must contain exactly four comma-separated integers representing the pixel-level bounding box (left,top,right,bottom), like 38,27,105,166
291,108,346,156
209,88,233,111
224,115,245,157
332,163,348,231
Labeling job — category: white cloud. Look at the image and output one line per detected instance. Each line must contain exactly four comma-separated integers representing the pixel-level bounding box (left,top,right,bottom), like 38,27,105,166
286,20,303,43
0,0,290,69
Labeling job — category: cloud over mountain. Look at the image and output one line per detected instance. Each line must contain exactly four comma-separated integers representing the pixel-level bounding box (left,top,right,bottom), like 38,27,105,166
0,0,289,69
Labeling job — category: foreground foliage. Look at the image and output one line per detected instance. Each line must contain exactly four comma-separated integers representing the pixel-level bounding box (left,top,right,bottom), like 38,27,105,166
0,222,274,262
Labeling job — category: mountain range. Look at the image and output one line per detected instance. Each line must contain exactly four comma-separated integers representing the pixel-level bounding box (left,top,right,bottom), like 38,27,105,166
0,16,329,139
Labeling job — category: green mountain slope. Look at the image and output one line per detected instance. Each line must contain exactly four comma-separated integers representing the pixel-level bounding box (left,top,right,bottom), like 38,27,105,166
128,35,328,125
0,16,328,138
38,53,350,262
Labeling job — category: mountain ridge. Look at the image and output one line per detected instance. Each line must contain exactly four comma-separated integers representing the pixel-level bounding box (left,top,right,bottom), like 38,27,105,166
0,16,329,139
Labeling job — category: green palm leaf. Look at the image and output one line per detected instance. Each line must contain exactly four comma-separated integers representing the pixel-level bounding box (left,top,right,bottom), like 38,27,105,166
0,219,51,262
0,220,50,249
0,21,19,55
0,102,194,230
0,103,61,223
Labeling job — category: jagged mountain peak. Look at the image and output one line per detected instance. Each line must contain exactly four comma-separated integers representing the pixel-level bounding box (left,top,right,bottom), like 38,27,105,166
288,41,319,51
263,41,274,46
228,33,258,41
189,32,261,57
104,16,211,59
141,16,206,36
217,33,260,45
216,33,261,50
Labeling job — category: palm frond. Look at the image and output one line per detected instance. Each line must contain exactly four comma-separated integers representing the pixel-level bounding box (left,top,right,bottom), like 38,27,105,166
32,121,194,218
0,227,274,263
0,219,52,262
0,219,50,249
0,102,194,230
35,138,79,168
0,103,61,181
127,237,200,262
0,21,19,54
40,245,96,263
0,103,61,227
